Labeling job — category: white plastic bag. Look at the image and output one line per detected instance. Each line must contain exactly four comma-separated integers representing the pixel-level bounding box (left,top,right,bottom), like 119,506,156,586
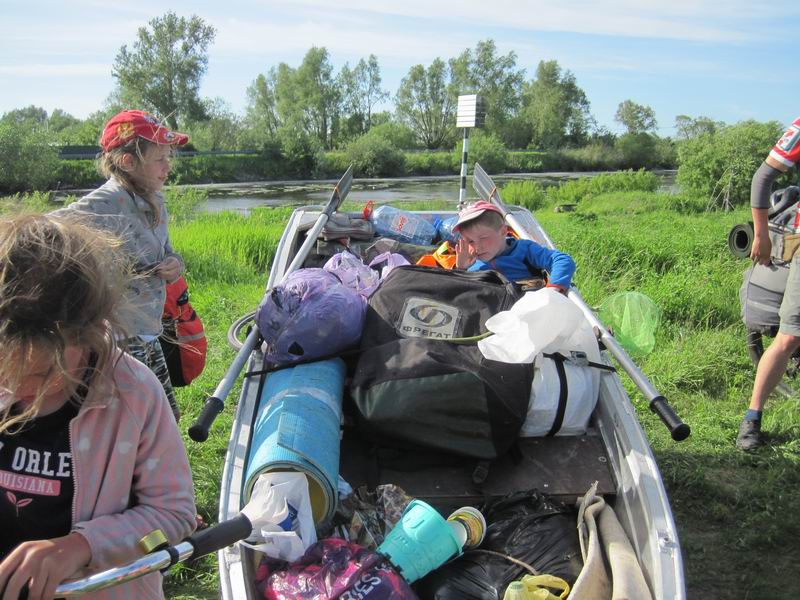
478,288,584,364
240,472,317,562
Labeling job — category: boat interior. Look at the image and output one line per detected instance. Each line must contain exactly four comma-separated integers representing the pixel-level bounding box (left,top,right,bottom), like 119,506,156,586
293,208,617,511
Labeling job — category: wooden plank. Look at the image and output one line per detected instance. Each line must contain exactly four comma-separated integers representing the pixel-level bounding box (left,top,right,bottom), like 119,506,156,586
339,434,616,511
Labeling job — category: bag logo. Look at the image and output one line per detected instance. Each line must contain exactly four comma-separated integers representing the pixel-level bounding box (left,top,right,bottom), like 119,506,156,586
398,297,460,339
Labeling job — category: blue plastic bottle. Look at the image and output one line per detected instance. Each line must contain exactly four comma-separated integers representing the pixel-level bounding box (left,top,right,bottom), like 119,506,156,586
370,205,437,245
437,216,461,243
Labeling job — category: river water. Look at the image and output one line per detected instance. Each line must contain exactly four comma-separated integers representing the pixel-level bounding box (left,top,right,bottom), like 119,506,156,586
198,170,677,213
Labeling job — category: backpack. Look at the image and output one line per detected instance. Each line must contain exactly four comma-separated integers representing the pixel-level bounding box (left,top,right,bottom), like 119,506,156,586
351,265,533,461
160,276,207,387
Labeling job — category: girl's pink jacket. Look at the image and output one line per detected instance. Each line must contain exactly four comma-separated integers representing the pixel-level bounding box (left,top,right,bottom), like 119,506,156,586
70,351,196,599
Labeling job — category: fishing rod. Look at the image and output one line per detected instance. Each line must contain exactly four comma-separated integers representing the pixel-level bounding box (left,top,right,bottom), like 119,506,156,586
188,166,354,442
472,163,690,441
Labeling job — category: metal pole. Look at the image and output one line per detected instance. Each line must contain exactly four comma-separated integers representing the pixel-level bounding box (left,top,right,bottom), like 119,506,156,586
459,128,470,208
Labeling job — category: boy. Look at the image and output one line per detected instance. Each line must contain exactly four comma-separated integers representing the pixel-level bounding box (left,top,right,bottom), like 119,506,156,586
453,201,575,293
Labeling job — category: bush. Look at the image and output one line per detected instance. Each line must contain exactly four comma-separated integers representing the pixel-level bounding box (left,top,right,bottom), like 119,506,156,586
453,131,509,174
676,120,790,208
561,144,624,171
501,180,547,211
506,151,548,172
54,159,104,189
346,133,405,178
547,169,658,205
320,151,350,178
404,151,456,176
615,133,659,169
0,122,59,193
366,122,419,150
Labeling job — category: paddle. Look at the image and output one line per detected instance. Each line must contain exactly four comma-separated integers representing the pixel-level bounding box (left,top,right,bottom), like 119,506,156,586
188,166,354,442
472,163,690,442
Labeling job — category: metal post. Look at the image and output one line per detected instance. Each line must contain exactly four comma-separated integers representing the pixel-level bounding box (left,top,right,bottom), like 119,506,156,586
459,128,470,208
456,94,485,207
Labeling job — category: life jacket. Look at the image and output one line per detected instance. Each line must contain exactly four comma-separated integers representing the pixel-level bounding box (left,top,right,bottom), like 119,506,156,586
160,276,207,387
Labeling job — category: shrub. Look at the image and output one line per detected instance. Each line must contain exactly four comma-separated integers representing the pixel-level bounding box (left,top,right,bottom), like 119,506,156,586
346,134,405,178
366,122,419,150
501,180,547,211
54,159,104,189
615,133,659,169
561,144,624,171
320,151,350,178
547,169,658,205
404,151,456,176
0,122,59,193
506,151,545,172
676,120,791,208
453,131,509,174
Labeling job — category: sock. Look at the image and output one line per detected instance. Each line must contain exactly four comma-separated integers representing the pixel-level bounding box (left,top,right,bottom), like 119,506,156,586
744,409,762,422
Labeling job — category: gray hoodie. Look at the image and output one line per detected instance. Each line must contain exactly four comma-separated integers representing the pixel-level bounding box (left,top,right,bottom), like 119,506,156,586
53,178,184,337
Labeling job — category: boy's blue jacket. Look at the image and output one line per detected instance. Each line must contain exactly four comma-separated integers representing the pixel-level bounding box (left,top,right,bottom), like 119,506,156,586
468,238,575,288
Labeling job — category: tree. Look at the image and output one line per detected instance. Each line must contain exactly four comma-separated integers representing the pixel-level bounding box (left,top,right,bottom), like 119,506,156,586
615,100,657,135
112,12,216,130
0,121,58,193
677,120,790,208
395,59,457,149
243,72,280,147
185,97,242,151
339,55,389,137
1,106,48,129
449,40,524,145
522,60,593,149
674,115,722,140
272,48,340,149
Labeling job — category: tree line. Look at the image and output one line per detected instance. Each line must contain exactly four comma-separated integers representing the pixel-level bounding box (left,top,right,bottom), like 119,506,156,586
1,11,793,203
2,12,673,152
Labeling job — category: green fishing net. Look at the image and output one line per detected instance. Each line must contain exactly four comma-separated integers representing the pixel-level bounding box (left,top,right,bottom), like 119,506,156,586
598,292,661,357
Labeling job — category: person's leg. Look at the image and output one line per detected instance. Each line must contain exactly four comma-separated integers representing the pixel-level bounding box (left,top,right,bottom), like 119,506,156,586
748,332,800,411
125,336,180,422
738,253,800,450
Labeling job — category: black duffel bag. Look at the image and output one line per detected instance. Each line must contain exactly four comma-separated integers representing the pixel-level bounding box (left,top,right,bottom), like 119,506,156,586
351,265,533,461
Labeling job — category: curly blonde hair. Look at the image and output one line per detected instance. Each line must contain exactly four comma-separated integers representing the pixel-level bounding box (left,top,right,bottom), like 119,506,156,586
0,213,133,433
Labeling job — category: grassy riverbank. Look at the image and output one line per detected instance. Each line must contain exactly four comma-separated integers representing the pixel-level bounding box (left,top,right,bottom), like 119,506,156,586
1,184,798,599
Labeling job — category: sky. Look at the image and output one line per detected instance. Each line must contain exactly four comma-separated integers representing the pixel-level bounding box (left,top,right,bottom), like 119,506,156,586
2,0,799,135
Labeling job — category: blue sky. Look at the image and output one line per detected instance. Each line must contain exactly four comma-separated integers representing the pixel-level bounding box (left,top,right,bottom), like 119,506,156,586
2,0,798,134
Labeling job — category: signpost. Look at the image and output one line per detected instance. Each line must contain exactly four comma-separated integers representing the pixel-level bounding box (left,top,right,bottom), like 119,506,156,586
456,94,486,208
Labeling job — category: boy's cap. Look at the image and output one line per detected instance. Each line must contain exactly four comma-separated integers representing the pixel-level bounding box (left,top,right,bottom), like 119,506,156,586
453,201,504,232
100,110,189,151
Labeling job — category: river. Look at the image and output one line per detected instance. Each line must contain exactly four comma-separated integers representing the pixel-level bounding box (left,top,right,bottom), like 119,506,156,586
197,170,677,213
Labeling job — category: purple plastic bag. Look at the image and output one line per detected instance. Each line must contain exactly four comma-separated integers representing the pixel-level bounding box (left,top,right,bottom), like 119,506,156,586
368,252,410,281
256,269,367,365
256,538,418,600
324,251,381,298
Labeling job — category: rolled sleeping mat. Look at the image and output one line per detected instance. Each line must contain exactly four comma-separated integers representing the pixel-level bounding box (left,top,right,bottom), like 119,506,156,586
243,358,346,524
728,222,754,259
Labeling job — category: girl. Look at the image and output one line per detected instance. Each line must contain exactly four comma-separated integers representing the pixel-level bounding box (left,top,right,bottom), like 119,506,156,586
53,109,189,421
0,214,195,600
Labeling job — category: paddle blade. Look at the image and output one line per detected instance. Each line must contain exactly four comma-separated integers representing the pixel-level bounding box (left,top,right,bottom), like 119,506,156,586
327,165,353,216
472,163,507,214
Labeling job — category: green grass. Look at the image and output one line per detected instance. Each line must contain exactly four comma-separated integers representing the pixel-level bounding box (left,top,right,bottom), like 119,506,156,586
3,184,799,599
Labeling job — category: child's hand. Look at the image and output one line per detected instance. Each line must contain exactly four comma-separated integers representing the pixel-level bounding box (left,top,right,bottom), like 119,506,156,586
155,256,182,283
0,532,91,600
455,238,477,270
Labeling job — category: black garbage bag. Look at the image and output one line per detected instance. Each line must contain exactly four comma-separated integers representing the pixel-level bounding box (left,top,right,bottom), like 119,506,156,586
414,490,583,600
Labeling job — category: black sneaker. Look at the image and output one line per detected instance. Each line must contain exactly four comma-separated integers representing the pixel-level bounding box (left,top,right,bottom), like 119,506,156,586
736,419,765,451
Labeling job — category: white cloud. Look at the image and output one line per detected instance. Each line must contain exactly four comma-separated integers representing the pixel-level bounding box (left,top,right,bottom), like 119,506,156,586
0,63,110,77
285,0,780,42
